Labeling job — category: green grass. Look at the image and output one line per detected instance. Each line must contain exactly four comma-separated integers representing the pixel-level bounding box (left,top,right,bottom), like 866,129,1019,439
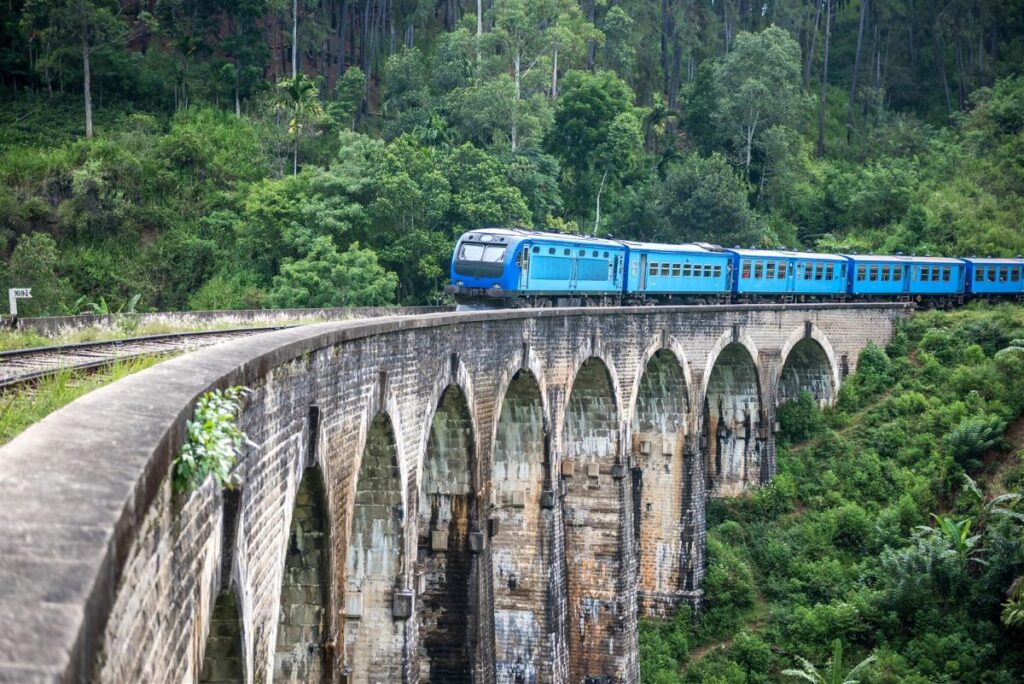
0,355,172,445
0,311,384,352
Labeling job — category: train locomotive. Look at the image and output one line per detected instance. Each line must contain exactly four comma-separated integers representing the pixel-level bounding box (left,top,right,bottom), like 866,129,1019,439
445,228,1024,308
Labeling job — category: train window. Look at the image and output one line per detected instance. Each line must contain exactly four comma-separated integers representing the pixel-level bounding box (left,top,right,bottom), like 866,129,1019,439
1013,269,1021,282
826,265,835,280
459,244,485,261
812,264,821,280
766,262,775,278
754,262,763,278
920,266,929,281
943,266,952,281
578,249,585,256
649,262,658,276
631,260,638,276
988,268,996,282
532,246,539,253
857,265,866,281
869,265,878,281
741,260,751,278
881,266,890,281
713,265,722,278
592,250,599,257
1000,267,1009,282
682,264,692,277
975,268,984,281
549,247,556,255
704,264,713,278
893,266,902,280
779,263,787,278
661,263,670,276
804,263,813,280
671,263,681,277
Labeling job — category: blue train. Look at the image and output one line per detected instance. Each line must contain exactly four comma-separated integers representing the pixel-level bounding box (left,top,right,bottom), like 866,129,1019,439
446,228,1024,308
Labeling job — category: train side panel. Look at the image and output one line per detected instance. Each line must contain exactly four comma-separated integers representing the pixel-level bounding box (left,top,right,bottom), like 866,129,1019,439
964,259,1024,296
626,248,732,296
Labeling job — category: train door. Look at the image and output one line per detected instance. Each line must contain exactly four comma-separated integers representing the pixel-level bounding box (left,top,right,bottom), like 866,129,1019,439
902,263,911,294
639,254,648,292
517,244,530,290
569,247,579,292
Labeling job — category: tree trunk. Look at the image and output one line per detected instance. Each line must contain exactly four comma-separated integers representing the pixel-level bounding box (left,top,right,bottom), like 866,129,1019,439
292,0,298,78
587,0,596,70
551,47,558,98
847,0,868,143
234,62,241,116
803,0,823,91
932,7,952,116
594,168,608,236
476,0,482,63
293,138,298,175
745,115,757,184
817,0,831,158
82,30,93,138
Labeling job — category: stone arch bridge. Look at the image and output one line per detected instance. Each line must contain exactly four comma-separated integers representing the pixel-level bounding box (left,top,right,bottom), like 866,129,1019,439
0,304,907,684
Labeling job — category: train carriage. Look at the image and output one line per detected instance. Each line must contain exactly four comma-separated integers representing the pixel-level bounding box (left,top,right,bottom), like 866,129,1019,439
623,241,732,302
726,248,847,300
447,228,625,305
964,258,1024,299
845,254,914,298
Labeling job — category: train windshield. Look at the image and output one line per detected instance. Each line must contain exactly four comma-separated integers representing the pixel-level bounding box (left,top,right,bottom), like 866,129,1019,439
459,243,506,263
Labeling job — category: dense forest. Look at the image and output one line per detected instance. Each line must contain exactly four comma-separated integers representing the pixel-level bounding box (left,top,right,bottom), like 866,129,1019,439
2,1,1024,313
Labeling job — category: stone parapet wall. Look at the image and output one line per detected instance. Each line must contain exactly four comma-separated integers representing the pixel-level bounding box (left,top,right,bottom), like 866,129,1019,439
0,303,909,683
7,305,451,337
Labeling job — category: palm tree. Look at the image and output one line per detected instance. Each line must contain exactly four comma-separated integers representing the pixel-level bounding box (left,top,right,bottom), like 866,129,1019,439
273,74,325,174
1004,576,1024,627
782,639,876,684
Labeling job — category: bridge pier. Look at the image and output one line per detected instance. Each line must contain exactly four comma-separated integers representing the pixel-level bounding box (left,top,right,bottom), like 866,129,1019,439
0,304,908,684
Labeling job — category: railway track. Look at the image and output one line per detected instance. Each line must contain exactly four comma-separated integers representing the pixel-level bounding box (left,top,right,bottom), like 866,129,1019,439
0,327,289,391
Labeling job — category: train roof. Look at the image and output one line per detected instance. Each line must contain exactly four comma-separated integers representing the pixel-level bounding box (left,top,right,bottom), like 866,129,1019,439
961,256,1024,264
726,247,846,262
617,240,726,254
461,228,622,248
842,253,966,264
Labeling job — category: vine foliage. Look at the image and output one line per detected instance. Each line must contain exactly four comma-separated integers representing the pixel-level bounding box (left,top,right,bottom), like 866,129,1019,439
173,386,252,493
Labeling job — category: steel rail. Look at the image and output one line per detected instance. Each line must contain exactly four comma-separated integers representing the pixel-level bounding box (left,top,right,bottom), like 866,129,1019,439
0,327,289,391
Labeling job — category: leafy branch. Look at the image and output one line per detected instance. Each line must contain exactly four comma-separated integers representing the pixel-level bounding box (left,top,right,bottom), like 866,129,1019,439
172,386,252,493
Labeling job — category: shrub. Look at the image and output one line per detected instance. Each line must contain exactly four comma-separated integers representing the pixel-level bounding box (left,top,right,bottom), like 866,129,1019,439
172,387,252,493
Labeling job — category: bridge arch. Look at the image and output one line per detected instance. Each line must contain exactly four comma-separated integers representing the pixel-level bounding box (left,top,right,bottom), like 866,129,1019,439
701,333,765,497
630,348,690,617
776,325,840,407
561,356,628,680
274,463,331,682
417,383,478,682
490,367,551,683
341,411,406,682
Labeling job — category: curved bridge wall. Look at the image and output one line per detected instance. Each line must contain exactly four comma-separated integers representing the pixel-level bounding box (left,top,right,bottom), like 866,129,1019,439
0,304,908,683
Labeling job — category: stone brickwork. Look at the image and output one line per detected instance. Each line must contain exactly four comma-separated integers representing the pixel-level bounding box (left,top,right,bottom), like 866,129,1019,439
342,413,405,682
200,592,245,683
632,351,689,618
491,371,550,683
0,304,908,684
274,467,330,682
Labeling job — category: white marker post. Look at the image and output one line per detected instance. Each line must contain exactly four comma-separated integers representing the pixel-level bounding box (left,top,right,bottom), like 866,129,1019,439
8,288,31,318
